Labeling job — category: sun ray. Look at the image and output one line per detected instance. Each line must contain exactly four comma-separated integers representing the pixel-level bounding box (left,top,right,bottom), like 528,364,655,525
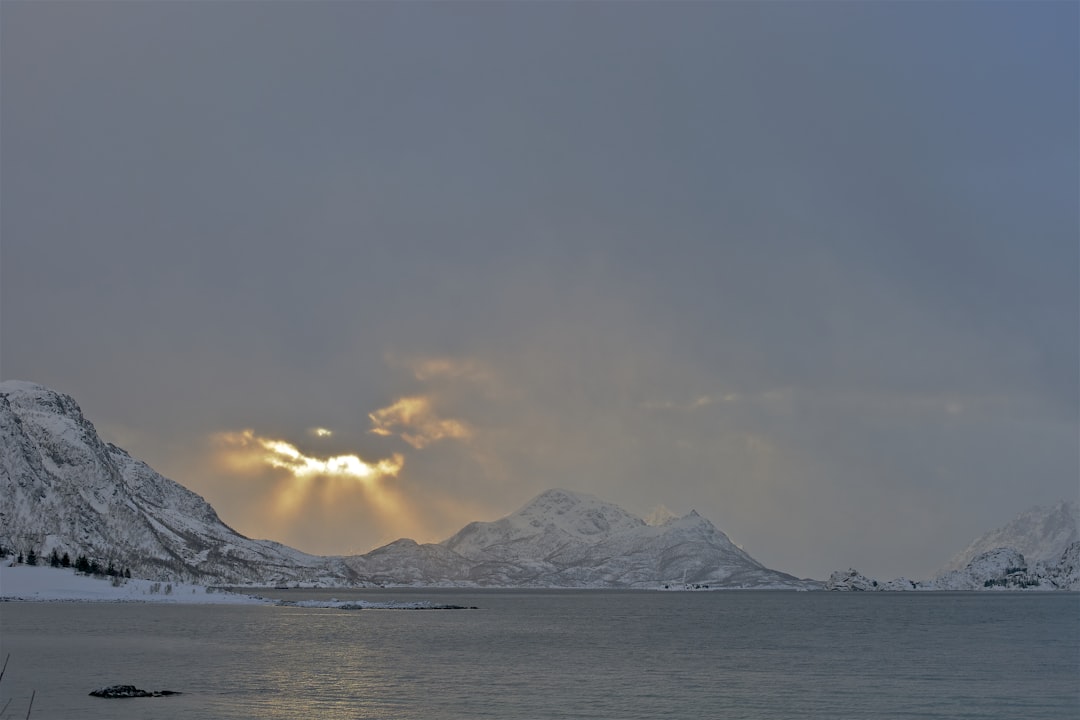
212,429,410,538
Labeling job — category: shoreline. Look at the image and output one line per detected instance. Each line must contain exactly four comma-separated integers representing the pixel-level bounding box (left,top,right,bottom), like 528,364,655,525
0,563,268,605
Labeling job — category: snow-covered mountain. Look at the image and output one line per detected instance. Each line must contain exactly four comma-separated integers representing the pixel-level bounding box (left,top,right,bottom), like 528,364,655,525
20,379,1075,591
938,500,1079,573
825,501,1080,592
0,381,352,585
826,542,1079,591
1,381,813,589
348,489,814,589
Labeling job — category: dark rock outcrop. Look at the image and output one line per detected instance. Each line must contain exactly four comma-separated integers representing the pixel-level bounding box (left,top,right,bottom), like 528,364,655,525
89,685,181,698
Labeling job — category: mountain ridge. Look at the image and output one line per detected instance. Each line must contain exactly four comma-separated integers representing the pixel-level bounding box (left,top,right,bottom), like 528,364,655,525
3,381,1073,591
0,381,811,588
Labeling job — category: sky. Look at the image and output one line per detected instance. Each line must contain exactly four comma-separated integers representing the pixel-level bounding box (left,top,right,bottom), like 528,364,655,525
1,1,1076,581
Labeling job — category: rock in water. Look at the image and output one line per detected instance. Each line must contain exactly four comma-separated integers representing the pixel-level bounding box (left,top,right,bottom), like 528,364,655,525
89,685,181,698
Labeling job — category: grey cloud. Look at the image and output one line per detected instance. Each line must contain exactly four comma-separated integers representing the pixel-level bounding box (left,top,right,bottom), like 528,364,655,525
2,1,1075,579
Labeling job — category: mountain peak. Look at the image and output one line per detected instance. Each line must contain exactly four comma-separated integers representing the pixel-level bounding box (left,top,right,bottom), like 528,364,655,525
514,488,614,521
0,379,54,394
0,380,89,426
479,488,647,543
522,487,594,506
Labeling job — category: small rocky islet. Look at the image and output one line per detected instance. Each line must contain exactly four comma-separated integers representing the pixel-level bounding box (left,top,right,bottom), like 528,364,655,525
89,685,181,698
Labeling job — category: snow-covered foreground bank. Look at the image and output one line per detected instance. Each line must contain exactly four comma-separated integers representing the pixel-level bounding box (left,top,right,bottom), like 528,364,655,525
0,563,267,603
0,563,474,608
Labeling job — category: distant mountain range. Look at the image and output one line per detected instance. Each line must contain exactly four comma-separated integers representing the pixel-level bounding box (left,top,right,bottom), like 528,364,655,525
2,381,1075,591
0,381,810,589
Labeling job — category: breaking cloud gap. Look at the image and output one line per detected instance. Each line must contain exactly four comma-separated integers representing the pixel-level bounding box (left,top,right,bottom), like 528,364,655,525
214,429,404,480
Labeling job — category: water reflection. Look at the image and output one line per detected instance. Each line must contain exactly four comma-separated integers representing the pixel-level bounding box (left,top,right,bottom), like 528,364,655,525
1,592,1077,720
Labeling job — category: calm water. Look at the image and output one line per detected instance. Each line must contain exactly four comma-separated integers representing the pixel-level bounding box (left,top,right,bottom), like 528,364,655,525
1,590,1077,720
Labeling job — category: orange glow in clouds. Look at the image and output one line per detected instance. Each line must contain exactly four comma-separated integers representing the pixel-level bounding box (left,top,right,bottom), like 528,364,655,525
211,384,477,552
217,429,404,480
213,429,411,527
368,395,471,448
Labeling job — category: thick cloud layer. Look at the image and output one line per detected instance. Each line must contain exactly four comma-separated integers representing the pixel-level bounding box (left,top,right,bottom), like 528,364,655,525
2,2,1076,579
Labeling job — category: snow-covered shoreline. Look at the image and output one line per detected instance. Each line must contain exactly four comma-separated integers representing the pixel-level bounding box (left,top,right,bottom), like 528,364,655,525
0,563,268,604
825,542,1080,592
0,564,477,608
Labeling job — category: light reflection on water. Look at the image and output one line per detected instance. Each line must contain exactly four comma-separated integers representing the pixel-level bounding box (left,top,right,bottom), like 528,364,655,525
1,590,1077,720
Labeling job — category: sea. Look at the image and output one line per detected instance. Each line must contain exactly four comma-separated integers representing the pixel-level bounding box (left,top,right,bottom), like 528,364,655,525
1,589,1077,720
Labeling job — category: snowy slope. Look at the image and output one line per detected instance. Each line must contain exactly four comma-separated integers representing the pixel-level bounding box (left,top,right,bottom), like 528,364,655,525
0,381,352,585
347,538,474,586
938,500,1079,573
